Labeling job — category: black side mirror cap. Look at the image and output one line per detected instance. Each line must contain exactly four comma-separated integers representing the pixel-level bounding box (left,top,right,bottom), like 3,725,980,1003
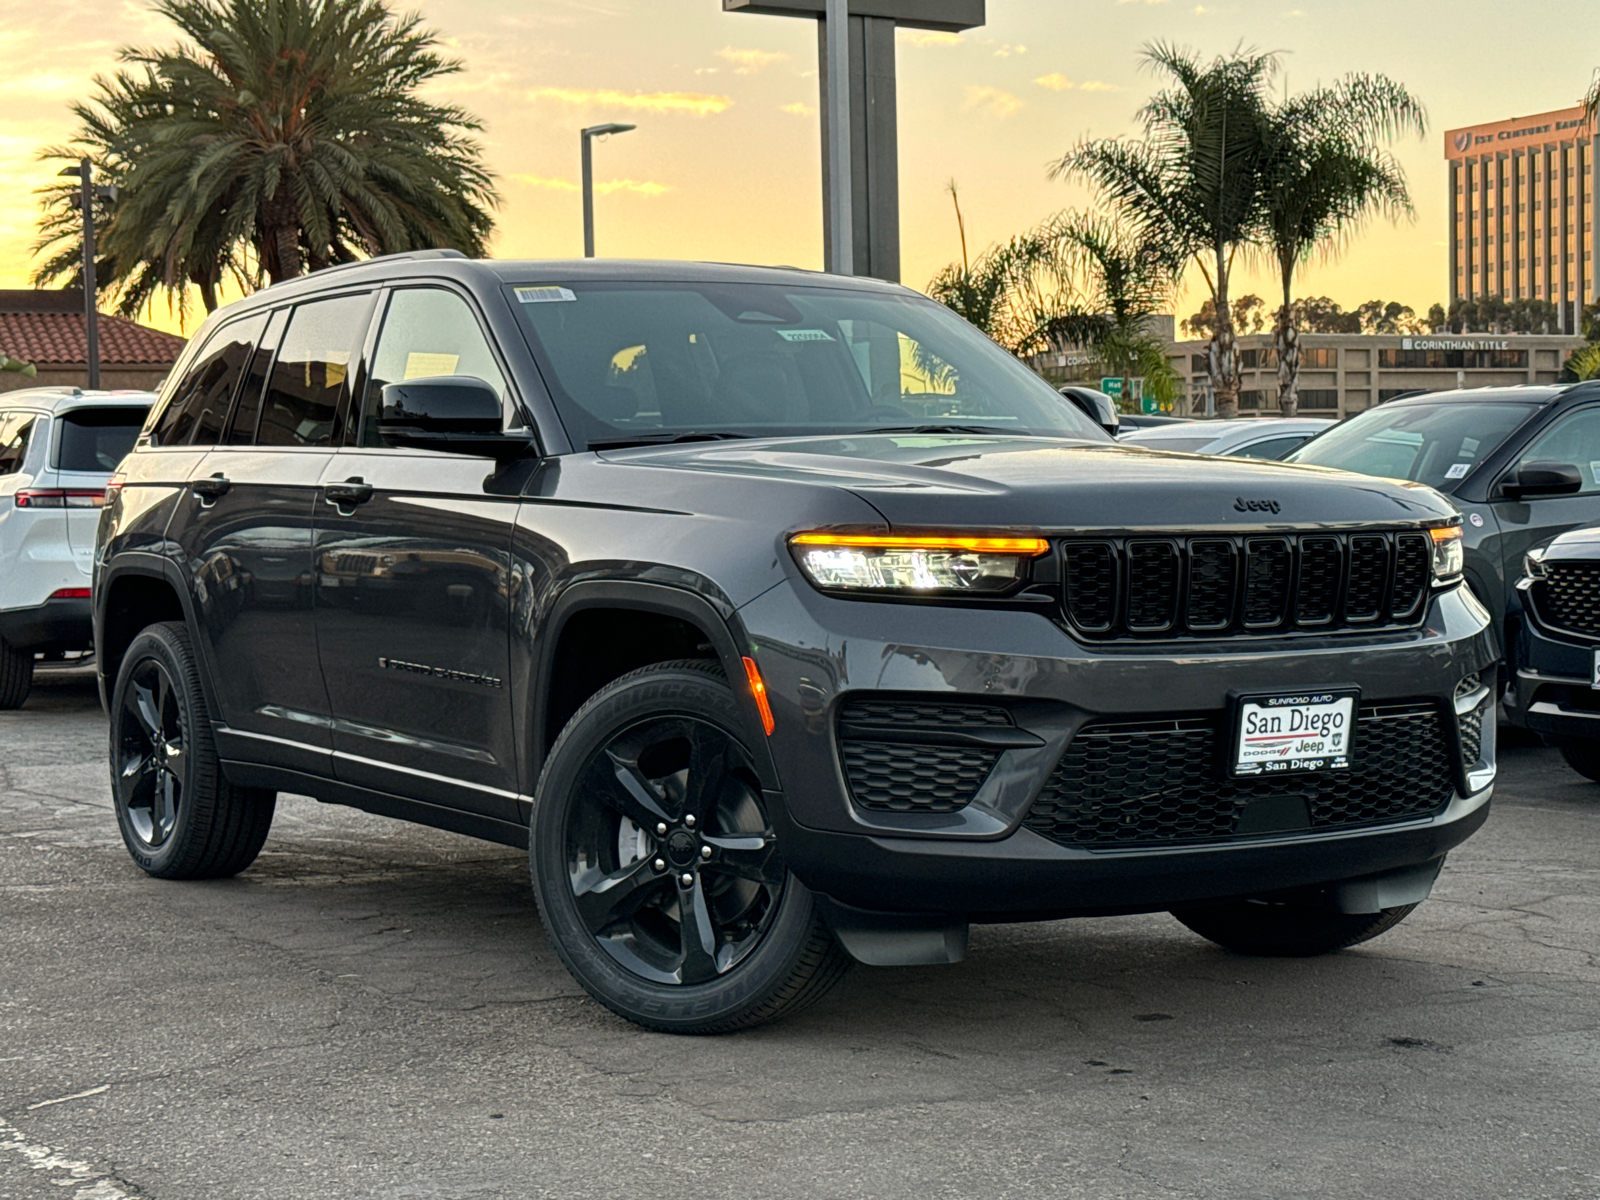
1058,386,1120,437
377,376,534,460
1501,460,1584,499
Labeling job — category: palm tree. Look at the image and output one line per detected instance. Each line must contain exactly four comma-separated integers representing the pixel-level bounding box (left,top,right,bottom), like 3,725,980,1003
1055,43,1278,419
1,353,36,377
34,0,496,317
1258,76,1425,416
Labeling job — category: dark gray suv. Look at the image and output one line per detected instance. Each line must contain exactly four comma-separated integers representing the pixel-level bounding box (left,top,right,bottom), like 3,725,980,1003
96,253,1497,1032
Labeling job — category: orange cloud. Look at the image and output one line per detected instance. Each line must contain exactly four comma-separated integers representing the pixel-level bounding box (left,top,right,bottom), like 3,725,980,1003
527,87,733,116
780,101,817,117
514,175,672,196
964,85,1023,118
902,30,964,47
717,46,787,74
1034,73,1073,90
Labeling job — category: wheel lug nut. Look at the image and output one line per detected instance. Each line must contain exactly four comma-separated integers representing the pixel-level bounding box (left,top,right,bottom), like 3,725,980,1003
680,873,694,887
700,846,712,860
685,814,696,828
656,822,668,836
653,858,666,872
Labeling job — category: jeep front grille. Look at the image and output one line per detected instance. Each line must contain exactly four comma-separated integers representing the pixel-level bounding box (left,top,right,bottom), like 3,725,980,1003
1059,531,1433,640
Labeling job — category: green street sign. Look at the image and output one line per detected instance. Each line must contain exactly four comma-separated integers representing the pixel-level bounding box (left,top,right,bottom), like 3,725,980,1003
1099,376,1123,398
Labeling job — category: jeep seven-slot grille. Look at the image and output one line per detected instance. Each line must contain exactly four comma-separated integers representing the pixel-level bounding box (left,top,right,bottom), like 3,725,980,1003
1531,561,1600,639
1060,531,1433,640
1024,700,1453,849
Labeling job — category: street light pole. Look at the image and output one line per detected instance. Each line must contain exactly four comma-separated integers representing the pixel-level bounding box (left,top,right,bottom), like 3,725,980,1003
823,0,853,275
60,159,101,389
580,123,637,258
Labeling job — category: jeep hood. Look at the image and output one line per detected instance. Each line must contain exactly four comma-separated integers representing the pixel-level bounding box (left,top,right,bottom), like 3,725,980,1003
599,434,1456,531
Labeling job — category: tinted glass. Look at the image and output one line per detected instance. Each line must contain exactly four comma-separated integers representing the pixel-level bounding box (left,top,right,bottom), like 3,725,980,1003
150,317,262,446
257,294,373,447
56,407,148,473
1513,407,1600,493
1229,435,1310,460
0,415,35,475
508,281,1107,449
1287,402,1538,489
362,289,508,447
225,310,285,445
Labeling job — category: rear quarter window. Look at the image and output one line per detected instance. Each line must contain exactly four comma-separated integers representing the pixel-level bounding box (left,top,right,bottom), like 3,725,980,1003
56,407,150,473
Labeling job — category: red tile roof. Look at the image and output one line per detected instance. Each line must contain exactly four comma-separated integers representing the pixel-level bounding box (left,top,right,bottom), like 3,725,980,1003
0,311,186,366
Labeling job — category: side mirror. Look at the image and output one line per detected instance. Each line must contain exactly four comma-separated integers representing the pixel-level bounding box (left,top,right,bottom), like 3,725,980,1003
1058,387,1119,437
1501,460,1584,499
377,376,533,460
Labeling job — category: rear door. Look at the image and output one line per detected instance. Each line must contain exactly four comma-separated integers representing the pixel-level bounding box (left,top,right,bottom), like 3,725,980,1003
312,285,524,819
168,295,374,773
54,404,151,575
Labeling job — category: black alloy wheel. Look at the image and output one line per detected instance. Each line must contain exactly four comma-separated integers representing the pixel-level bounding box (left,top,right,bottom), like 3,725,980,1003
109,621,276,879
117,655,187,849
531,660,850,1033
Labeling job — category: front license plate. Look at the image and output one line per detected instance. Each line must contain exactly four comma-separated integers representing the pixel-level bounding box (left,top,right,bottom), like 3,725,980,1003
1232,689,1357,777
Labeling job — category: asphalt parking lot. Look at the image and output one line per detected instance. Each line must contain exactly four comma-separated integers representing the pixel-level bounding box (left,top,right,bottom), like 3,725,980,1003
2,668,1598,1200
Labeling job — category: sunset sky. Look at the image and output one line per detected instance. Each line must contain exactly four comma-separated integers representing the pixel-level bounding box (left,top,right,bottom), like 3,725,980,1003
1,0,1597,335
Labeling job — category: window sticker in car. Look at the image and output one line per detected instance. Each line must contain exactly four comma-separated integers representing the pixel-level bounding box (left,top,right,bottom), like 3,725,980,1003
1445,463,1470,479
404,352,461,380
515,286,577,304
775,329,835,343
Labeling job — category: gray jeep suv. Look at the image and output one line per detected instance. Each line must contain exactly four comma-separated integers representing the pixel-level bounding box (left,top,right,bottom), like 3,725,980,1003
96,253,1497,1032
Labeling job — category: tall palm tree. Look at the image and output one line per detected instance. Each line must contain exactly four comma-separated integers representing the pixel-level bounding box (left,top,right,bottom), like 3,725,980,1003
34,0,496,317
1258,76,1425,416
1055,43,1277,419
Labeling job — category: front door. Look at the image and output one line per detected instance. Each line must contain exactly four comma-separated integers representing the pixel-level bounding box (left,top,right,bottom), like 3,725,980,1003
313,286,524,820
1489,403,1600,601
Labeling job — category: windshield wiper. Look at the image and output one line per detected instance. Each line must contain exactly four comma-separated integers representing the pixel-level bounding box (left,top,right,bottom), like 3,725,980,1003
859,423,1027,437
588,431,756,450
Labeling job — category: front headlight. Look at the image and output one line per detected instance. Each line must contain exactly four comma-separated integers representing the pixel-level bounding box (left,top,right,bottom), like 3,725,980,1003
789,532,1049,594
1523,546,1547,580
1429,524,1465,584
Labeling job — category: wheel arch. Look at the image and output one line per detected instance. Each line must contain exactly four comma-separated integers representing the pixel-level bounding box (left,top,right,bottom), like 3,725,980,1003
96,555,208,716
531,579,780,791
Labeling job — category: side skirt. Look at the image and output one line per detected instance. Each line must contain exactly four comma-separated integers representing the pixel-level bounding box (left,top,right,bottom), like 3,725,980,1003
220,759,529,850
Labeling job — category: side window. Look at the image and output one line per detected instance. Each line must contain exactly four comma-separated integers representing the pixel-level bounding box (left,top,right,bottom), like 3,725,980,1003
149,318,263,447
0,414,33,476
257,294,374,448
1230,436,1310,461
1514,408,1600,494
360,289,509,447
225,309,288,446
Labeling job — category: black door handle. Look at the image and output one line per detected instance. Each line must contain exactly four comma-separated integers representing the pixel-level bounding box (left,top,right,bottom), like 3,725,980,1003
324,478,374,506
190,474,231,499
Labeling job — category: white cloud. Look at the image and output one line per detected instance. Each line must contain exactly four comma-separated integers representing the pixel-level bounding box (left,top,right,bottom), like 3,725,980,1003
780,102,817,117
964,85,1023,118
1080,80,1121,92
717,47,788,75
513,175,672,196
902,30,964,47
1035,73,1073,91
527,87,733,116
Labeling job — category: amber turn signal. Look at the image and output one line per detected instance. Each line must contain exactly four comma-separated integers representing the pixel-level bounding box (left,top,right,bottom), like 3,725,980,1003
741,656,775,736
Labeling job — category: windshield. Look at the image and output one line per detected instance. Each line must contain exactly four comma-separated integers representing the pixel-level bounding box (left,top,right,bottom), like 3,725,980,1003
506,281,1108,449
1286,401,1538,489
55,406,149,473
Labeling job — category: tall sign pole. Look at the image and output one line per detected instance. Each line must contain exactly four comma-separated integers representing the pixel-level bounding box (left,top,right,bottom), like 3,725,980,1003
724,1,986,283
77,159,100,391
823,0,854,275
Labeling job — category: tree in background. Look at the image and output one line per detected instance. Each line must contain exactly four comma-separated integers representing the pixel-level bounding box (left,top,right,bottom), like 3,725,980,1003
1,352,37,377
1184,295,1426,337
1256,74,1425,415
34,0,496,319
1562,344,1600,382
1445,296,1563,334
1058,44,1277,419
1179,294,1266,339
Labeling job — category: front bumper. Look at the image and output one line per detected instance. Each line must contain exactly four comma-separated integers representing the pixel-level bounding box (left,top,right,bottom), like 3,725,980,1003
1508,594,1600,741
0,596,93,654
741,581,1499,918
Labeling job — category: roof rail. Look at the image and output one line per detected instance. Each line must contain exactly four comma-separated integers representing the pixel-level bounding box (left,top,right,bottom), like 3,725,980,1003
1562,378,1600,399
301,248,469,280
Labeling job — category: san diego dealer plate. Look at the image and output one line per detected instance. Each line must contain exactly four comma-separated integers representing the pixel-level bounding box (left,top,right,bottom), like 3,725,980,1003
1231,689,1357,777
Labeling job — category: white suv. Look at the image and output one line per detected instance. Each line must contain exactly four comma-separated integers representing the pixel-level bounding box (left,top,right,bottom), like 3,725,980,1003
0,389,153,707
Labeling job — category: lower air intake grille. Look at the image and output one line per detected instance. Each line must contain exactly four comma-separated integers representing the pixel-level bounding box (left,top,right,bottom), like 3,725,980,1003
1025,701,1454,849
841,742,999,813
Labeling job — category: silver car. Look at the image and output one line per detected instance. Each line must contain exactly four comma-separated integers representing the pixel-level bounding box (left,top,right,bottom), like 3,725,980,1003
1119,417,1333,459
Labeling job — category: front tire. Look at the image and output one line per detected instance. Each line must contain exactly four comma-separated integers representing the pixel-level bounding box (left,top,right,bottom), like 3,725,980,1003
0,636,34,709
1555,738,1600,785
1171,899,1418,956
109,621,276,879
530,660,850,1034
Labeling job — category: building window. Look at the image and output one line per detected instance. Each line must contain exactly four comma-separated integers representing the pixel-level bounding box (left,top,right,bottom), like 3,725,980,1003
1300,347,1337,368
1298,390,1339,410
1378,349,1529,369
1190,354,1208,374
1238,390,1266,408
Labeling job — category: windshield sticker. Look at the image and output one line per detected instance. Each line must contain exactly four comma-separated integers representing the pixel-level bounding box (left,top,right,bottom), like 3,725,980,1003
515,286,577,304
776,329,835,343
1445,462,1471,480
404,352,460,380
1459,437,1480,456
1590,461,1600,484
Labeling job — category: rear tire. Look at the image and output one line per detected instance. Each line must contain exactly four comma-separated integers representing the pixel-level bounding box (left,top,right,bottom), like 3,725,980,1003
530,659,851,1034
0,636,34,709
1555,738,1600,785
109,621,276,879
1171,899,1418,956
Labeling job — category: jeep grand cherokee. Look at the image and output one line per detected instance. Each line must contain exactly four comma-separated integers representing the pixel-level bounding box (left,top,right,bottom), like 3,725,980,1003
96,252,1498,1033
